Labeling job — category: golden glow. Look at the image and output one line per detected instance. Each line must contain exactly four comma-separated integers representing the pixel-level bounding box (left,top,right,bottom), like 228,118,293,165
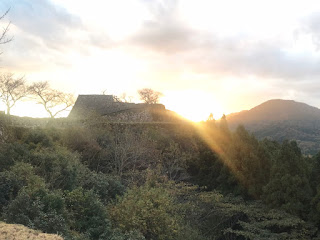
69,49,146,94
161,90,224,122
8,101,70,118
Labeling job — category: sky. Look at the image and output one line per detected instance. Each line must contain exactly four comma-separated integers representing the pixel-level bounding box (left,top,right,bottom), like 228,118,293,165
1,0,320,120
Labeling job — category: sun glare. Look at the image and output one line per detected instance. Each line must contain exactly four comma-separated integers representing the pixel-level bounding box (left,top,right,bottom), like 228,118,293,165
8,101,69,118
161,90,224,122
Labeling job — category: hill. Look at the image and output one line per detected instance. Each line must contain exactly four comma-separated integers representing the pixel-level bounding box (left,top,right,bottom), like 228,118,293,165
227,99,320,154
0,222,63,240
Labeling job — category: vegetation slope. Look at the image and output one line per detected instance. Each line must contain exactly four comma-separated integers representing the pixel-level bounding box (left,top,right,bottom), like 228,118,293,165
0,115,320,239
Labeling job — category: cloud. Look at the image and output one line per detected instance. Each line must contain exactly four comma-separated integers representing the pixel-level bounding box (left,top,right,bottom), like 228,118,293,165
127,2,320,84
89,32,115,49
1,0,83,50
129,0,217,56
0,0,117,73
299,12,320,49
199,40,320,81
130,21,203,53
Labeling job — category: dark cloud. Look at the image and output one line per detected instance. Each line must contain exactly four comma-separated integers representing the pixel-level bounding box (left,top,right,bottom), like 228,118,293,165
130,0,206,53
130,20,203,53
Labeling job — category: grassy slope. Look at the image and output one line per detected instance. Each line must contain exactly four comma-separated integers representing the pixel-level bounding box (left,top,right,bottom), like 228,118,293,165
0,222,63,240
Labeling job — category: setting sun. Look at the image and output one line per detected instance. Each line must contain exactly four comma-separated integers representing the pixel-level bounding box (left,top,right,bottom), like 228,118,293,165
161,90,224,122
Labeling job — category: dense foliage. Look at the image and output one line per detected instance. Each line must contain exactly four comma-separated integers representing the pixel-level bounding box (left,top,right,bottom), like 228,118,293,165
0,117,320,239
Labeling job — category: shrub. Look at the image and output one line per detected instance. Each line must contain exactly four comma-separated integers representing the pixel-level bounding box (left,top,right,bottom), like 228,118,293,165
3,188,67,235
64,188,112,240
109,183,180,240
23,128,53,148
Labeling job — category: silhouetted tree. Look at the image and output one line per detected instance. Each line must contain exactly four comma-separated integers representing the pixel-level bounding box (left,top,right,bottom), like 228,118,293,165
218,114,232,152
219,114,230,134
112,95,122,102
29,81,75,118
206,113,217,128
138,88,162,104
119,92,133,103
0,9,12,48
0,73,28,115
207,113,214,121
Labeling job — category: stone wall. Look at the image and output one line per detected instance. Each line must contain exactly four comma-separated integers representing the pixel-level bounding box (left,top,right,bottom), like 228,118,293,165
69,94,166,119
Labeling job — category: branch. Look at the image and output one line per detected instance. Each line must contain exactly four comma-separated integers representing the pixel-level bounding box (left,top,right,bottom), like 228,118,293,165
29,81,75,118
0,9,13,56
0,9,9,21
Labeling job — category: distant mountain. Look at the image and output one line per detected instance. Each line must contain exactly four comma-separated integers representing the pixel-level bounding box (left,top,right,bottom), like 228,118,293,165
227,99,320,154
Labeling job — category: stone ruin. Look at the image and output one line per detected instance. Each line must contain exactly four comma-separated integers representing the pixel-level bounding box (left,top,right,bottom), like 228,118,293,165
68,95,166,122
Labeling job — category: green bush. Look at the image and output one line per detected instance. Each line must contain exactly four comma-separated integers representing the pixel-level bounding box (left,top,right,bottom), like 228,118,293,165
80,170,124,204
3,188,67,235
23,128,53,148
0,143,30,171
65,188,112,240
109,182,181,240
0,171,24,210
30,148,82,191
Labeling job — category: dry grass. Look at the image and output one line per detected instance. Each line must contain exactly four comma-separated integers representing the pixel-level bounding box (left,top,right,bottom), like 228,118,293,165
0,222,63,240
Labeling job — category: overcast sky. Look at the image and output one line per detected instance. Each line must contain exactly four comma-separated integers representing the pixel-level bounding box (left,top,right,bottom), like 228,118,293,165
1,0,320,119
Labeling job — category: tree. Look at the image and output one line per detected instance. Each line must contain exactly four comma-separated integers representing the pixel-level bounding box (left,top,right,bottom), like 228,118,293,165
219,114,230,134
0,9,13,47
119,92,133,103
263,141,312,217
228,125,270,198
64,188,112,239
138,88,162,104
109,182,180,240
207,113,214,121
29,81,75,118
0,73,29,115
109,126,159,176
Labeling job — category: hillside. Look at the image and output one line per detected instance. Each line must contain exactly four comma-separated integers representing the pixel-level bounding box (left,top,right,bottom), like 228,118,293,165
0,222,63,240
227,99,320,154
1,114,320,239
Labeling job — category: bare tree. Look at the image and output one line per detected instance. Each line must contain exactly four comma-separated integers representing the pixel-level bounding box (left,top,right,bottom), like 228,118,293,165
0,9,13,50
160,142,190,181
0,73,28,115
119,92,133,103
138,88,163,104
29,81,75,118
112,95,122,102
113,93,134,103
110,126,160,177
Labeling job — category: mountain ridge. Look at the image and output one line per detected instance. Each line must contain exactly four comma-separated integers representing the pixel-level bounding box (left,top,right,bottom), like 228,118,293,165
227,99,320,124
226,99,320,154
